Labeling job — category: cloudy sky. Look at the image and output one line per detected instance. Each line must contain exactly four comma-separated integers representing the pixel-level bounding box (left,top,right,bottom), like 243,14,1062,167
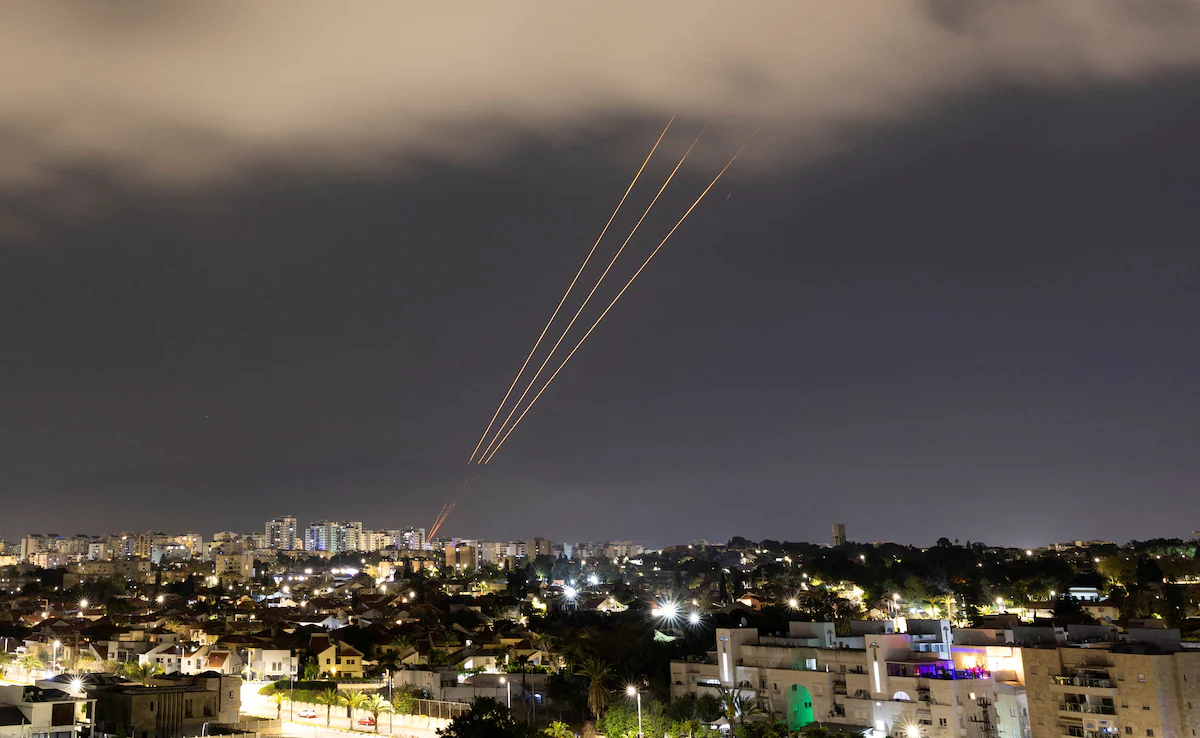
3,1,1200,547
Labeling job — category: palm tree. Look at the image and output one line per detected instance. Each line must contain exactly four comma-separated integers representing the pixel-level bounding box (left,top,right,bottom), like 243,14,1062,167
576,656,612,719
340,690,369,731
679,718,703,738
544,721,573,738
72,654,98,675
529,633,557,667
511,653,532,715
122,662,162,686
315,688,342,727
390,636,415,660
717,685,763,730
0,652,11,678
268,692,287,720
360,694,392,733
18,653,44,680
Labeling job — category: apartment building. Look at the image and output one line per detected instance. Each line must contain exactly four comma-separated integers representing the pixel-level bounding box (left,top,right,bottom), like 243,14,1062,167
445,541,480,571
1022,629,1200,738
671,621,1004,737
265,516,298,551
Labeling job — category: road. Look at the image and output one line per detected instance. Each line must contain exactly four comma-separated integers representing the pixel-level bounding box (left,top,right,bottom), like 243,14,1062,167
240,682,445,738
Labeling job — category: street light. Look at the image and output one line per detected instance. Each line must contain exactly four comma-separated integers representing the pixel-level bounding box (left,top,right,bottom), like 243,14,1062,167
626,686,642,738
53,640,61,672
500,676,511,708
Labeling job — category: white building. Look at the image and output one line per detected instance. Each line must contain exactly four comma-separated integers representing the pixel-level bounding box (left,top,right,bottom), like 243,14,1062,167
671,621,1007,737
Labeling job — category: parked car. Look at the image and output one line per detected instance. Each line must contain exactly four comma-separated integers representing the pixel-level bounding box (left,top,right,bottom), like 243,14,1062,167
358,717,375,726
297,708,318,719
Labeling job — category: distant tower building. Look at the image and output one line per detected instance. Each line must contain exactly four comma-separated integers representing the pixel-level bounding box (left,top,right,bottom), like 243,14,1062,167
832,523,847,547
305,521,344,553
401,527,427,551
266,516,298,551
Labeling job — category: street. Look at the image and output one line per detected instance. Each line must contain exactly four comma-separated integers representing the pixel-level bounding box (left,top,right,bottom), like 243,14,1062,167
240,682,446,738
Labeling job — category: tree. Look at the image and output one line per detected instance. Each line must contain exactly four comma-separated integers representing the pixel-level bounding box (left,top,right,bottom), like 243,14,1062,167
315,688,342,727
543,722,573,738
303,660,321,681
391,690,414,717
576,657,612,719
437,697,533,738
265,692,286,719
717,685,763,731
122,662,162,686
18,653,44,679
340,690,369,730
72,655,98,675
360,694,392,733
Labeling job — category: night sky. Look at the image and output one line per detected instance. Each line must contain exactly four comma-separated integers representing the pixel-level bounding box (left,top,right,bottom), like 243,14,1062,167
3,3,1200,547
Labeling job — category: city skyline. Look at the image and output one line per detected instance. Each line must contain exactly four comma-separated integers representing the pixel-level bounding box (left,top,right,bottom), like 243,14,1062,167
4,3,1200,547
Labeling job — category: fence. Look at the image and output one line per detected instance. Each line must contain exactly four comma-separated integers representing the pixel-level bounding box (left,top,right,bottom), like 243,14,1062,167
409,699,471,721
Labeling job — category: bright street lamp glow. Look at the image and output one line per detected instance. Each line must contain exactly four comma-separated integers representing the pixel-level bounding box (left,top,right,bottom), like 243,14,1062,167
79,599,89,609
587,574,599,586
563,586,578,601
906,725,921,738
787,598,798,609
688,612,701,625
69,677,84,694
626,685,637,696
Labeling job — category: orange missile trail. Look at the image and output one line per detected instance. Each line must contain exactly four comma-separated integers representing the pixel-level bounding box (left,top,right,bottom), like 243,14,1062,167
481,138,756,464
428,500,457,539
466,116,676,464
476,127,707,463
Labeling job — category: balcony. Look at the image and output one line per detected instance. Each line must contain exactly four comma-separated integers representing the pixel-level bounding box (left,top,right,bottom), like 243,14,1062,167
1061,728,1119,738
1052,676,1115,689
1057,702,1117,716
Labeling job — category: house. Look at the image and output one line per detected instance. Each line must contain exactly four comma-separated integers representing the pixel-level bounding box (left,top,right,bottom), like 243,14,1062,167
309,635,364,678
0,684,96,738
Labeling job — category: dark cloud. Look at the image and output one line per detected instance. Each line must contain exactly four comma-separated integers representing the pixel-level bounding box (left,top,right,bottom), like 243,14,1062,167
4,1,1200,234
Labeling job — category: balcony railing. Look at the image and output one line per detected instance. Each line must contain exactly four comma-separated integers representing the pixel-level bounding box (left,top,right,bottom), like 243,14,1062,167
1058,702,1117,715
1060,728,1119,738
1052,676,1115,689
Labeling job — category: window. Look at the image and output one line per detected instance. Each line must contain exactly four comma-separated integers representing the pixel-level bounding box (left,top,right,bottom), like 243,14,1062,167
1144,705,1151,711
1125,729,1132,735
1038,718,1045,726
1146,731,1154,737
1138,674,1146,683
1010,708,1016,717
326,658,331,664
938,719,947,727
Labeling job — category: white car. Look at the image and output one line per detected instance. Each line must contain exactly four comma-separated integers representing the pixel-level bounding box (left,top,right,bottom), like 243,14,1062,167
297,708,318,719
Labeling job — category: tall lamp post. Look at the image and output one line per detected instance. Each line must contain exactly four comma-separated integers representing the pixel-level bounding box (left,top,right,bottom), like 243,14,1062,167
626,686,642,738
500,676,510,709
52,641,61,673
